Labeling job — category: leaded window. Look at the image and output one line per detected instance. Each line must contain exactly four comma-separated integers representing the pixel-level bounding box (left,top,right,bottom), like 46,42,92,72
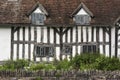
63,45,72,55
75,15,90,25
31,13,45,25
36,46,54,57
82,45,96,53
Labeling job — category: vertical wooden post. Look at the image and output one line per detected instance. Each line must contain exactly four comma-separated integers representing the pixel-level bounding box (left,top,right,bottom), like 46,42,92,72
86,27,88,42
33,27,37,61
47,27,50,43
17,27,20,60
47,27,50,61
22,27,25,59
91,27,94,42
115,27,118,58
40,27,44,61
65,29,68,58
76,26,78,55
70,27,73,60
109,27,111,57
28,26,31,61
11,27,14,60
103,28,106,54
60,27,63,60
81,27,83,42
54,28,56,60
96,27,99,52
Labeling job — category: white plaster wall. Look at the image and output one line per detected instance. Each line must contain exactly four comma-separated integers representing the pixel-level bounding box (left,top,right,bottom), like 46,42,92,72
111,27,115,57
0,27,11,61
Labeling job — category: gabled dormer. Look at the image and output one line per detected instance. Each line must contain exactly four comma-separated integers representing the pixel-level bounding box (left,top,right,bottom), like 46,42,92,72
27,2,48,25
71,3,93,25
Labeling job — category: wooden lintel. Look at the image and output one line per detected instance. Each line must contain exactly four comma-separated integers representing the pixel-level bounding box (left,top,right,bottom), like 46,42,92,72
52,27,60,35
13,27,20,33
62,27,71,35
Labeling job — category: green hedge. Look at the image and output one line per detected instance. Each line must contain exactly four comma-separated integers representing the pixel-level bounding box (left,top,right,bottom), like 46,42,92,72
0,53,120,71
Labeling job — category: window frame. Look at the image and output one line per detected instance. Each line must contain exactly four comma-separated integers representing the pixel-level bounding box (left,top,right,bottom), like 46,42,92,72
74,15,90,25
82,45,97,53
31,13,45,25
35,45,55,57
62,45,72,55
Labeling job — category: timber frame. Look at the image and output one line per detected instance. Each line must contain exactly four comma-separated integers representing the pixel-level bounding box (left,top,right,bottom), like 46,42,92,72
10,25,112,61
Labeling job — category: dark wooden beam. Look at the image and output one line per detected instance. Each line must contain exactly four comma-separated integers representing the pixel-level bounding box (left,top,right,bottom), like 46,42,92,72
28,26,31,61
115,27,118,58
17,27,20,60
22,27,25,59
96,27,100,52
33,27,37,61
103,28,106,54
41,27,44,43
47,27,50,44
81,27,83,42
109,27,111,57
76,26,78,55
86,27,88,42
62,27,71,35
70,27,73,59
52,27,60,34
91,27,94,42
11,27,14,60
59,27,63,60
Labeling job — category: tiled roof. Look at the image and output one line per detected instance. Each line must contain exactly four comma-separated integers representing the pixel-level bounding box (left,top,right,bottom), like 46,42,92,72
0,0,120,26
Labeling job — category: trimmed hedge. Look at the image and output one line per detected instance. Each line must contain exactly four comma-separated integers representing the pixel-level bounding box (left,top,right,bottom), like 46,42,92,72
0,53,120,71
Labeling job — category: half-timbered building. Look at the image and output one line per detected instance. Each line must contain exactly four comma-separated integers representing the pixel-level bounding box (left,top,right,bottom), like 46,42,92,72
0,0,120,61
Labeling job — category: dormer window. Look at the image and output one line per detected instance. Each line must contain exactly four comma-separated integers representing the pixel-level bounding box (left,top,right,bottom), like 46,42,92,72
75,15,90,25
27,3,48,25
31,13,45,25
71,3,93,25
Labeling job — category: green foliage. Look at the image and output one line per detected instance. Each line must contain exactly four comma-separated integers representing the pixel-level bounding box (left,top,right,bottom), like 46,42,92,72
29,63,55,71
96,56,120,71
1,53,120,71
70,53,100,69
3,59,29,70
55,59,71,70
35,77,43,80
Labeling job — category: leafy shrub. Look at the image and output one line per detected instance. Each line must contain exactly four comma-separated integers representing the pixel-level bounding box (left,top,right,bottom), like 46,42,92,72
3,59,29,70
96,56,120,71
70,53,101,70
55,59,71,70
29,63,55,71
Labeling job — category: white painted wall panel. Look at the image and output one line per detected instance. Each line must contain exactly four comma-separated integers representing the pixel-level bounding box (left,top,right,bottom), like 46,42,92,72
94,28,96,42
37,27,41,42
31,27,34,41
56,33,60,44
72,27,76,42
0,27,11,61
43,27,47,43
13,44,17,60
50,28,54,43
19,28,23,41
78,27,81,42
67,30,70,43
56,47,60,60
88,27,92,42
83,27,86,42
25,27,28,41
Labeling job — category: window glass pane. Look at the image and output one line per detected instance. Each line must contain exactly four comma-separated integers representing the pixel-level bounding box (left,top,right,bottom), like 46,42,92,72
36,46,54,57
82,45,96,53
31,13,45,25
63,45,72,55
75,15,90,25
